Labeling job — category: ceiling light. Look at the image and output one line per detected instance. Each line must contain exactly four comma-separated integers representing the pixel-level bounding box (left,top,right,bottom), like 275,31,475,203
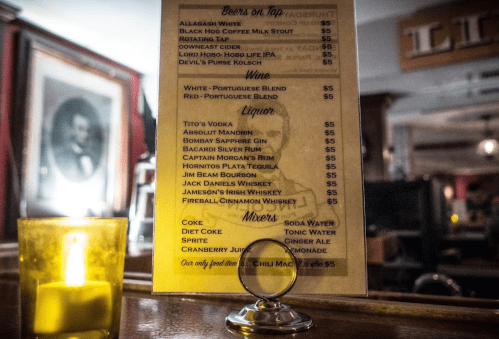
477,138,499,156
476,114,498,159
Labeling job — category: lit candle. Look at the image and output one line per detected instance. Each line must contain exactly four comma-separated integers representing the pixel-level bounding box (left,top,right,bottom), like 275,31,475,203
33,233,112,334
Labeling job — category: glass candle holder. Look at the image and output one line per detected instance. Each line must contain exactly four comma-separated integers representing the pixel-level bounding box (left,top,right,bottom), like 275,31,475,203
18,218,128,339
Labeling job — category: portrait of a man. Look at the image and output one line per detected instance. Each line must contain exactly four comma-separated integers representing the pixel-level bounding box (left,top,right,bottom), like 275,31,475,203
237,99,305,194
23,50,127,218
51,98,103,182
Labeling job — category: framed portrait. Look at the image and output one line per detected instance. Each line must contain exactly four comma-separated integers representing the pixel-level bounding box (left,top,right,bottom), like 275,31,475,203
14,32,131,218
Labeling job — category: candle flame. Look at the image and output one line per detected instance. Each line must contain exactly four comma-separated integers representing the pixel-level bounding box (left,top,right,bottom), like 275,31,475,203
65,233,86,286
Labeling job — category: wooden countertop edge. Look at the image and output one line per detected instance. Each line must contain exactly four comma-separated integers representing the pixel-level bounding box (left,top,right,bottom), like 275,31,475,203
122,279,499,324
290,295,499,324
2,271,499,324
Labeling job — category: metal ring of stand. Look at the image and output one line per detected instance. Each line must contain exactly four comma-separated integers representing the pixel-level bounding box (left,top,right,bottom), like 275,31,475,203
225,238,313,334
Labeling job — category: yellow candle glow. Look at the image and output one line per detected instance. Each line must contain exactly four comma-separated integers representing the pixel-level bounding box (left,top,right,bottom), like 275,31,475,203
65,233,86,286
33,233,112,334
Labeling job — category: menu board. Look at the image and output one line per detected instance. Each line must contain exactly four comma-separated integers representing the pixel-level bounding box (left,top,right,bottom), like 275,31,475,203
153,0,366,295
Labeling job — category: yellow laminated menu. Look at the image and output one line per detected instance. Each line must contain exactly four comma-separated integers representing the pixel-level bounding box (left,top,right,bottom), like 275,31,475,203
154,0,366,295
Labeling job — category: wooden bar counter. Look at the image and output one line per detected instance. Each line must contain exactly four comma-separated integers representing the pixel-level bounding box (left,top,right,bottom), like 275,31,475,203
1,246,498,338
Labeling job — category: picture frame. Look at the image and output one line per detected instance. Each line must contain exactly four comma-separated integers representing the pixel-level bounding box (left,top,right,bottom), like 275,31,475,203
13,31,131,218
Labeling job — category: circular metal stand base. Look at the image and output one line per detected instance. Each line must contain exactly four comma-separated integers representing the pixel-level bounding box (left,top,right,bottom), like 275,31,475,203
225,299,313,334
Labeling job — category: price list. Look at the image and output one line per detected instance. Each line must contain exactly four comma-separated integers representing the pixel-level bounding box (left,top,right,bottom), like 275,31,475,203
154,0,365,295
324,121,338,206
177,5,340,75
